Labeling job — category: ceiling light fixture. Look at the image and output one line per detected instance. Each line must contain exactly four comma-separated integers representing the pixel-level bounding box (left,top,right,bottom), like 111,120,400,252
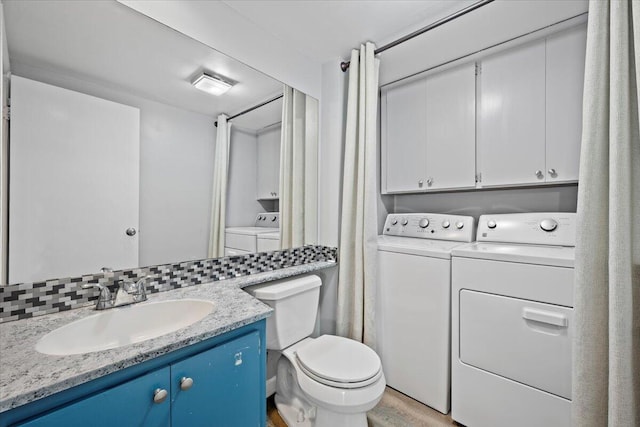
191,73,234,96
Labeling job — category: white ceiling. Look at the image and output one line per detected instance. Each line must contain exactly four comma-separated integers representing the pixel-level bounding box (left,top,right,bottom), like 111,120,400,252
4,0,481,129
4,0,283,129
221,0,475,63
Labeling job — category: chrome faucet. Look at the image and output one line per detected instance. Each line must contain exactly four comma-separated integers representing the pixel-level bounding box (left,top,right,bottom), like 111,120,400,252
113,276,148,307
82,268,148,310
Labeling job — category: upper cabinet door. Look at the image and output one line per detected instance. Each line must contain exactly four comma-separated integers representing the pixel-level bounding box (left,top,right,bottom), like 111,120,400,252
382,78,428,193
478,40,546,187
425,63,476,190
257,126,281,199
546,25,587,183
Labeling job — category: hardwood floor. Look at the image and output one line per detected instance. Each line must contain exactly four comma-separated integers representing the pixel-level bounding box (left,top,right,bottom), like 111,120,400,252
267,386,462,427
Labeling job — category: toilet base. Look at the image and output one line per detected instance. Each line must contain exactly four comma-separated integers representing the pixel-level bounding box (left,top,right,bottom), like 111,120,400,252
274,337,385,427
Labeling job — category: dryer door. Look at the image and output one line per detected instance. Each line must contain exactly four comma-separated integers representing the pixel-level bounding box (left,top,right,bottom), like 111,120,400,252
459,290,573,399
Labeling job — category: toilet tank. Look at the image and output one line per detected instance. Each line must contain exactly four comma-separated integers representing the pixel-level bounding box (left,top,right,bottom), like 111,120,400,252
245,275,321,350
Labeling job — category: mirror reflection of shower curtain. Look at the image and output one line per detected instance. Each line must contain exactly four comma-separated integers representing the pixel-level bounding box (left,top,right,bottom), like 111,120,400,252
279,85,318,249
208,114,231,258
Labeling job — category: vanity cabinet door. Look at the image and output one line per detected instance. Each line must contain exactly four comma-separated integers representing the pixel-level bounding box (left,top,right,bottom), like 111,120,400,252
171,331,262,427
16,367,170,427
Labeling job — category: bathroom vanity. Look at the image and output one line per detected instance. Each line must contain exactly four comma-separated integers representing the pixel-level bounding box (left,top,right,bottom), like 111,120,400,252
0,263,334,427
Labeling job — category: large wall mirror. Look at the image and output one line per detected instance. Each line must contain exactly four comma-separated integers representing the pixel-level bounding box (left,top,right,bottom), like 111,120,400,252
1,0,318,285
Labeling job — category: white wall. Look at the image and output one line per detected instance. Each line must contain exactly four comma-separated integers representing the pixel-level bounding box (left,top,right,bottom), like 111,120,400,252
118,0,322,100
377,0,588,85
12,62,216,268
226,127,263,227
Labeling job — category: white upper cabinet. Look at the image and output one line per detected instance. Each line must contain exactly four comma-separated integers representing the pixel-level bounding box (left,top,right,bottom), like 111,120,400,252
256,126,281,199
546,25,587,183
477,24,586,188
382,63,476,193
477,39,547,187
425,63,476,190
382,78,428,193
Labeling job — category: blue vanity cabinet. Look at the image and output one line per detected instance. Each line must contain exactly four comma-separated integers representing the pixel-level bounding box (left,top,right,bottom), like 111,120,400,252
16,367,171,427
5,321,266,427
171,331,261,427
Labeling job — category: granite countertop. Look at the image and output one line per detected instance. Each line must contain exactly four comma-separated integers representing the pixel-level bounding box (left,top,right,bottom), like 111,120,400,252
0,261,335,412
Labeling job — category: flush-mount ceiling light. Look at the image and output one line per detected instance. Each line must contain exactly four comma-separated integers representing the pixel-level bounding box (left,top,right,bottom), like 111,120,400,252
191,73,234,96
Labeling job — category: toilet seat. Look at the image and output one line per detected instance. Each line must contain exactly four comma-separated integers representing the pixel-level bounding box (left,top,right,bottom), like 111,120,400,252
295,335,382,389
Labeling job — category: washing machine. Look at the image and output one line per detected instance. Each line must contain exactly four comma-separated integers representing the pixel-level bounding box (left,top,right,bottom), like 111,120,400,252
376,213,475,414
257,231,280,252
225,213,279,255
451,212,576,427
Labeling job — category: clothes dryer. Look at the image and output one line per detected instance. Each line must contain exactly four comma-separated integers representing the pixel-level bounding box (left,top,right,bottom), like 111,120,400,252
451,212,576,427
376,213,475,414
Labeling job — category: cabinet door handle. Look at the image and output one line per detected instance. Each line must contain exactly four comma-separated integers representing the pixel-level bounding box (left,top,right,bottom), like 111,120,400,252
548,168,557,178
418,180,424,188
535,170,544,179
426,177,433,186
153,388,168,404
180,376,194,391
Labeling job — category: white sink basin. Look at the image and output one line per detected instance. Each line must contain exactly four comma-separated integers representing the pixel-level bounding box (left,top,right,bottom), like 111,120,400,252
36,299,215,356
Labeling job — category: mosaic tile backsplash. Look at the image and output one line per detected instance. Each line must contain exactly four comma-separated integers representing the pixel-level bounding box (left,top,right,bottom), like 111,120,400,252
0,245,337,323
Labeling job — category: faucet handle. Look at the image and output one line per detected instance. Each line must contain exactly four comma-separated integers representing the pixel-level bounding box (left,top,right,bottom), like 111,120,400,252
81,282,113,310
101,267,113,274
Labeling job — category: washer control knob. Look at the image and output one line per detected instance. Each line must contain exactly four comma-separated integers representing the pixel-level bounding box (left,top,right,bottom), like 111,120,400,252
391,218,398,226
419,218,429,229
401,218,408,226
271,216,277,222
540,218,558,232
487,220,497,229
442,220,450,229
455,221,464,230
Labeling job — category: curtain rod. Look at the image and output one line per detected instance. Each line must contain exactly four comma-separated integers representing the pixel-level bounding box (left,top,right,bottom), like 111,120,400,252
340,0,495,72
215,93,283,127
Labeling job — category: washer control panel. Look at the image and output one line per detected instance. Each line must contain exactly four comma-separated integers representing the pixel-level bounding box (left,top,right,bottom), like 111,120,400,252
254,212,280,228
477,212,576,246
382,213,475,242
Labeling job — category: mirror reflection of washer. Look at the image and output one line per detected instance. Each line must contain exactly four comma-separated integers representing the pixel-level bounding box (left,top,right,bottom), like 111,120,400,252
224,213,279,255
376,213,475,414
451,212,576,427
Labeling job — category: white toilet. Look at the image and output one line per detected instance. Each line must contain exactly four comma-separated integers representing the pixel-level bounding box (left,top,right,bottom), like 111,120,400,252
245,275,386,427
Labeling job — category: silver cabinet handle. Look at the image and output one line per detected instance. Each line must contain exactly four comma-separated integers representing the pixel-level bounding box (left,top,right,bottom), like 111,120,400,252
125,227,137,236
548,168,557,178
418,180,424,187
426,177,433,186
153,388,168,404
535,170,544,179
180,377,194,391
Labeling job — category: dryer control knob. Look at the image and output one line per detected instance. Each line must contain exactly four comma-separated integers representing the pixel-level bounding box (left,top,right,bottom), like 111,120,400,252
540,219,558,232
442,220,450,229
455,221,464,230
419,218,429,228
401,219,408,226
271,216,277,222
391,219,398,226
487,220,497,229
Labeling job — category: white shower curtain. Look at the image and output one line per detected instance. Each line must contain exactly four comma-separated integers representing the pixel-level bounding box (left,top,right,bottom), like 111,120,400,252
337,43,379,347
279,85,318,249
572,1,640,426
208,114,231,258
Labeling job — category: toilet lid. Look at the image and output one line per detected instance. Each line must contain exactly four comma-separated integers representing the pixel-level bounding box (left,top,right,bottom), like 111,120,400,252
295,335,381,387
